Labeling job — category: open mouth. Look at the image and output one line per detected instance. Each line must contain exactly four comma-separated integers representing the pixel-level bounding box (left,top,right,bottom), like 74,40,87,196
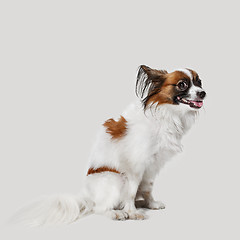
176,96,203,109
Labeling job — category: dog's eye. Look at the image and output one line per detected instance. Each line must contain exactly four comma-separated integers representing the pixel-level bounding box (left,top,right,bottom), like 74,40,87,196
177,81,188,91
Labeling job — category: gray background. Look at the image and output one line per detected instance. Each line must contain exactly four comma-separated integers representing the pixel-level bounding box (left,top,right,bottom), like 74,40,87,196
1,0,239,239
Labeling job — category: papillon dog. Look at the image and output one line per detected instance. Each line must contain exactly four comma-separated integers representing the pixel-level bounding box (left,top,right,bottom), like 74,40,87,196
13,65,206,225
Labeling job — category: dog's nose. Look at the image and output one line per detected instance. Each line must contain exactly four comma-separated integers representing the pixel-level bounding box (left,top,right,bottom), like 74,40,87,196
197,91,206,99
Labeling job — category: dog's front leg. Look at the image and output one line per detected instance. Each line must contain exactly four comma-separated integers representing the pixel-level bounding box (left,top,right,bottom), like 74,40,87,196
123,176,148,220
135,173,165,210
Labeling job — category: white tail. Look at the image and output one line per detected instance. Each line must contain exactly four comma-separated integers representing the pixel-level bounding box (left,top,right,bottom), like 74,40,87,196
11,194,94,227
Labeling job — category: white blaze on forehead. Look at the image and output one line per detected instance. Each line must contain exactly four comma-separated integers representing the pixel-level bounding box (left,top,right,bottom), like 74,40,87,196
176,69,192,79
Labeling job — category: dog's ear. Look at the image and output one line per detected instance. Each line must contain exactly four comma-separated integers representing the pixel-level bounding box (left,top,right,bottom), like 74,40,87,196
139,65,168,79
135,65,168,101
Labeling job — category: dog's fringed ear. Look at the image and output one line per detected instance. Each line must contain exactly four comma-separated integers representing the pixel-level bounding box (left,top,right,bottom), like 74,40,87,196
135,65,168,101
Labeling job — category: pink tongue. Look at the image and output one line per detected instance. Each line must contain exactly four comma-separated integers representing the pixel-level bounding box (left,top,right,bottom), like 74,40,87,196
191,101,203,108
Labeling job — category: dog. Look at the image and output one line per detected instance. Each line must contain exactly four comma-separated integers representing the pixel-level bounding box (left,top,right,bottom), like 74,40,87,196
13,65,206,225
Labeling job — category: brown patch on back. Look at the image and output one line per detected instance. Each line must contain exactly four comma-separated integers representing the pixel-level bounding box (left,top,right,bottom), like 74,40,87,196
145,71,191,107
103,116,127,139
87,166,120,176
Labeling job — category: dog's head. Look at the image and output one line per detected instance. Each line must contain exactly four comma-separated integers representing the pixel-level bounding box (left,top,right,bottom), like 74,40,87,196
136,65,206,111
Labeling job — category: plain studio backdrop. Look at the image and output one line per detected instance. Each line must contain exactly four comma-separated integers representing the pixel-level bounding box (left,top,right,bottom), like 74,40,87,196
0,0,239,239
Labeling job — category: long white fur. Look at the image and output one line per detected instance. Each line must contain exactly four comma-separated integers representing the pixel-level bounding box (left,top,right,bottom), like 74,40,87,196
12,69,201,225
84,102,198,220
11,195,92,226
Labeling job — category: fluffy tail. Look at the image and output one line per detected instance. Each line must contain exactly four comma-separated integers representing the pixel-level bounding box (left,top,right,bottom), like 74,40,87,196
11,194,94,227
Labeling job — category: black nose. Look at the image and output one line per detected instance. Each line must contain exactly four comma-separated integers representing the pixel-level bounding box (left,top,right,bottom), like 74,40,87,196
197,91,206,99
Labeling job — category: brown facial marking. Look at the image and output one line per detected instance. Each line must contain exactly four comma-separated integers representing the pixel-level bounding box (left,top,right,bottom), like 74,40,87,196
187,68,202,88
103,116,127,139
187,68,198,79
145,71,191,107
87,166,121,176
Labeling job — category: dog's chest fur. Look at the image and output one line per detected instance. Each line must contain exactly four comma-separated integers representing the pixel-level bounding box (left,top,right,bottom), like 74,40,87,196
137,106,196,176
143,115,183,168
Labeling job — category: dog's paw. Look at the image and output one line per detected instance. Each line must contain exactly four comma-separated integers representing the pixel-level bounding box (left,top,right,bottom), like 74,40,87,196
128,210,148,220
135,200,166,210
110,210,129,221
147,201,166,210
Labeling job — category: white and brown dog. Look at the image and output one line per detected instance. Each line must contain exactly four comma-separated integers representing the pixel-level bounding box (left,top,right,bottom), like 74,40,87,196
14,65,206,225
